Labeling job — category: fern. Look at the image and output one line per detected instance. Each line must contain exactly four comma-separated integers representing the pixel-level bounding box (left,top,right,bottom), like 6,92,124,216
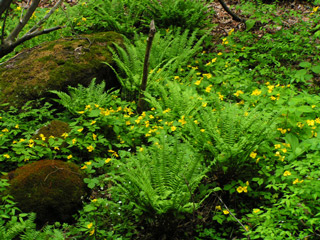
145,0,213,32
187,103,278,172
107,29,206,97
144,80,202,118
50,78,115,115
112,133,208,218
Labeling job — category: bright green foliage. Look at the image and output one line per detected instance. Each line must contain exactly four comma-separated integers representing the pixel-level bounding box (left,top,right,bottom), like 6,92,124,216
50,78,113,116
108,29,206,96
188,104,277,171
0,213,65,240
112,134,207,218
68,0,145,36
145,0,213,32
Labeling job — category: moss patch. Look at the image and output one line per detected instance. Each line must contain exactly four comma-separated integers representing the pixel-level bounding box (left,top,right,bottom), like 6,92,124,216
0,31,123,109
7,160,89,225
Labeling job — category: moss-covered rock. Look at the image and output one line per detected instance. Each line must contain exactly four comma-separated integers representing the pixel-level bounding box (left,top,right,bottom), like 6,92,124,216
7,160,89,225
0,31,123,109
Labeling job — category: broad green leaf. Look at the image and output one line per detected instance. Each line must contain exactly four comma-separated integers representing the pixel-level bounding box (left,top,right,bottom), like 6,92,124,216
311,65,320,74
246,19,256,31
299,61,312,68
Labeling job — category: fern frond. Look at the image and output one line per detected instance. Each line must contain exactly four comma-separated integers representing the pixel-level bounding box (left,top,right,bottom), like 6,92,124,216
113,133,207,217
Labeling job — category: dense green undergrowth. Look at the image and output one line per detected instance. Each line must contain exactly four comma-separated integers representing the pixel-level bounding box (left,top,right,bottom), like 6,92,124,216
1,0,320,239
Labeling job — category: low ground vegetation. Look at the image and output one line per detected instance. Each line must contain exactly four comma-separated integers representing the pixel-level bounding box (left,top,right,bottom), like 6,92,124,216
1,0,320,239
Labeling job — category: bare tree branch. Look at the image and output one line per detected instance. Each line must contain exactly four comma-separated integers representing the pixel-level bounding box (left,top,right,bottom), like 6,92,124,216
217,0,246,23
27,0,63,34
0,0,13,19
5,0,41,44
0,26,63,58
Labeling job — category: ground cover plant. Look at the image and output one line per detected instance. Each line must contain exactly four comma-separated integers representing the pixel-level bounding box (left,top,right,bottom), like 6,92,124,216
1,0,320,239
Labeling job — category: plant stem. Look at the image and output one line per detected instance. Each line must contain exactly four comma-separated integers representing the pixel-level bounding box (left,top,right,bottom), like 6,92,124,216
137,20,156,114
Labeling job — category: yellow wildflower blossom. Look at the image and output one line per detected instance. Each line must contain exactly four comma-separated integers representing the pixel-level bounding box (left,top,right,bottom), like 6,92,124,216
87,145,94,152
251,89,262,96
250,152,257,159
283,170,291,176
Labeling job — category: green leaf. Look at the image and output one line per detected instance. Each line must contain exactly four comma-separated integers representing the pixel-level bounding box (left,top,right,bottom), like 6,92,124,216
285,133,299,151
246,19,256,31
299,61,312,68
311,65,320,74
88,109,101,117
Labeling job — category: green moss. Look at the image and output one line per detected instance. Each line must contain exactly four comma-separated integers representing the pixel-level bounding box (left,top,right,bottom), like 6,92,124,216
0,31,123,109
7,160,89,225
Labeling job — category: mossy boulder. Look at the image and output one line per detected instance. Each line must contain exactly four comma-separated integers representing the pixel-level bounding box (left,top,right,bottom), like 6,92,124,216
0,31,123,109
7,160,89,225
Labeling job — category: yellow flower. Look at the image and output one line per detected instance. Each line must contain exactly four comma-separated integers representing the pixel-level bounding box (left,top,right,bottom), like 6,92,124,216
306,120,315,126
2,128,9,132
283,170,291,177
78,111,85,114
139,147,144,152
250,152,257,159
243,186,248,193
174,76,180,80
61,132,68,139
67,155,72,159
72,138,77,144
81,165,87,170
85,161,92,165
171,126,177,131
163,108,171,114
91,199,97,202
203,73,212,79
178,116,187,126
228,28,234,35
90,120,96,125
194,120,200,125
251,89,262,96
3,154,10,159
87,222,93,229
253,209,260,214
237,186,244,193
215,205,221,210
16,6,21,11
234,90,244,97
293,178,304,184
87,145,94,152
92,133,97,141
77,128,84,132
89,229,95,236
205,85,212,93
274,144,281,149
297,122,304,128
202,102,207,107
200,129,205,132
218,93,224,101
15,124,19,129
281,148,287,153
218,52,223,56
223,210,229,215
39,134,46,141
194,80,202,85
105,158,111,164
54,147,60,150
82,17,87,21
